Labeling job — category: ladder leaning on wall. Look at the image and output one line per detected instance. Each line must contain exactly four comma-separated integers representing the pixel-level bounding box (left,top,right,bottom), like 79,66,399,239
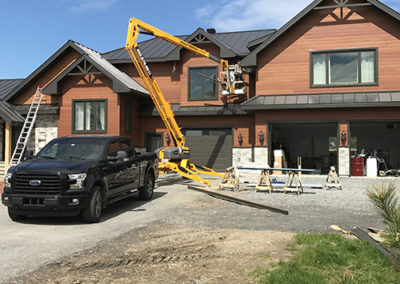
5,86,44,173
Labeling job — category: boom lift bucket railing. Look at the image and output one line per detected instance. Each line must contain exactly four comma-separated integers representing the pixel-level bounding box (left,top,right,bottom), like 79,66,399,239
125,18,246,185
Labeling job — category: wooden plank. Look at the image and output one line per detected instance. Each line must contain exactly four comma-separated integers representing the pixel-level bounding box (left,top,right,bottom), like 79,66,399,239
187,185,289,215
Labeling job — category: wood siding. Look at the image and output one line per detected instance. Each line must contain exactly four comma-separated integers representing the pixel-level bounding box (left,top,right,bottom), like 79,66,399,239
257,5,400,95
119,62,181,104
118,42,248,107
12,49,80,105
58,75,120,137
119,94,142,146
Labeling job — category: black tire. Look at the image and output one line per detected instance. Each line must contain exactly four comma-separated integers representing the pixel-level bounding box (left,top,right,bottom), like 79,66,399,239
139,172,154,201
8,208,28,221
82,186,102,223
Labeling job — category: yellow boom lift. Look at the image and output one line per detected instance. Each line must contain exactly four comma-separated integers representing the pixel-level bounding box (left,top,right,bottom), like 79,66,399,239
125,18,246,185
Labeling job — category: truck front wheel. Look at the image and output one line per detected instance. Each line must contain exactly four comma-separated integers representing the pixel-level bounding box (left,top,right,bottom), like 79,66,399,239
139,172,154,200
82,186,102,223
8,208,28,221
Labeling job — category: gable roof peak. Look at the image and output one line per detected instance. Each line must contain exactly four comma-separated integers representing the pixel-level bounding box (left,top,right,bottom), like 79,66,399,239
240,0,400,67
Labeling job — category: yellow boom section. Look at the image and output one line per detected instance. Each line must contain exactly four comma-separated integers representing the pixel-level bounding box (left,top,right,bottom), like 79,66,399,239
125,18,225,185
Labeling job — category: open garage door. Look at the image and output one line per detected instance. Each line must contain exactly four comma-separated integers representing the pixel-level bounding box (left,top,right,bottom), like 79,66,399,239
270,122,338,173
183,128,232,171
350,121,400,172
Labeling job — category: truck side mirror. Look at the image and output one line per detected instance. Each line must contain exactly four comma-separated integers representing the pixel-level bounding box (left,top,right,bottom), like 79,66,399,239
23,150,34,160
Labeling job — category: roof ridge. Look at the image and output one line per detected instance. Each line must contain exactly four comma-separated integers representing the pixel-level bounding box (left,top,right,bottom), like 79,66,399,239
214,28,277,34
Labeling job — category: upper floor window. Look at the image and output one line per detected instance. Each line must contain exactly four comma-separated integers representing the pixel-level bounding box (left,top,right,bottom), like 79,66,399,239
311,49,377,87
73,99,107,133
189,66,218,100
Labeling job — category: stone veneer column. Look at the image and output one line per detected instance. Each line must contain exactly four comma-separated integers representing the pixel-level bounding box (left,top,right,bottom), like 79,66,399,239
338,147,350,176
26,114,58,154
254,147,269,165
232,147,253,166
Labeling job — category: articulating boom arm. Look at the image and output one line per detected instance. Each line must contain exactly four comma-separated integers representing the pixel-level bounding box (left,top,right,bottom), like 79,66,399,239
125,18,236,185
125,18,233,149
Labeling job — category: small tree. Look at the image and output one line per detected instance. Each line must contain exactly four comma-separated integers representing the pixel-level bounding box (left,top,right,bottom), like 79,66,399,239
367,182,400,261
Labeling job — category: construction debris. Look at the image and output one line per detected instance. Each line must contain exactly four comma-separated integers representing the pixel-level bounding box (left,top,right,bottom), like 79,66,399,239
187,185,288,215
330,224,352,235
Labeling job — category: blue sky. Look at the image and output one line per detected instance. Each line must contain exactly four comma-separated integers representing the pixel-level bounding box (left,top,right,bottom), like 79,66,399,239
0,0,399,79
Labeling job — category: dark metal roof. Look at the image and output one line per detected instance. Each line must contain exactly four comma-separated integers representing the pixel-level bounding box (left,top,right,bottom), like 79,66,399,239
139,103,248,117
14,104,59,115
240,92,400,110
6,40,148,102
241,0,400,67
0,79,24,100
103,29,276,63
0,101,24,125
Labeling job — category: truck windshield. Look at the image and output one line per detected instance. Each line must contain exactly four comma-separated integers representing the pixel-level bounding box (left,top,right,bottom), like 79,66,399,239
36,139,106,160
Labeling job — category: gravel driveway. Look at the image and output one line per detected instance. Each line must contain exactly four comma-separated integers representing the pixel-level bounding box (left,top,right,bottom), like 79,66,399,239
1,173,398,283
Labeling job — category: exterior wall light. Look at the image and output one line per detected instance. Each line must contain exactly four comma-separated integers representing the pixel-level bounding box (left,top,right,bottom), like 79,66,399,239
166,133,171,145
259,130,264,144
238,133,243,145
341,130,347,144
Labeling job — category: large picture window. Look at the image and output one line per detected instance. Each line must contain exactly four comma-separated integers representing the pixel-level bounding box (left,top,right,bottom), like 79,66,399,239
189,66,218,100
73,100,107,133
311,49,377,87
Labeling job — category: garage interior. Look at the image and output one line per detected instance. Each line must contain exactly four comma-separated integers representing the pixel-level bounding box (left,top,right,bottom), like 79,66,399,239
270,122,338,174
350,121,400,172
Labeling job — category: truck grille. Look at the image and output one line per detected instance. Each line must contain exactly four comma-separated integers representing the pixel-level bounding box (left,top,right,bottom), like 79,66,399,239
14,173,62,195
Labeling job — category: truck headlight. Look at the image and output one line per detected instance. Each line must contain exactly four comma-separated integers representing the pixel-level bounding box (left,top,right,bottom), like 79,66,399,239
4,172,12,188
68,173,87,190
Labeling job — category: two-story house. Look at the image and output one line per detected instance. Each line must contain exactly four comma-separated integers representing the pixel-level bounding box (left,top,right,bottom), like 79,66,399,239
1,0,399,176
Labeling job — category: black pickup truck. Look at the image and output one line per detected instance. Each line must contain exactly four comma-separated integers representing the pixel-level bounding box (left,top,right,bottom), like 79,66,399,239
2,136,158,223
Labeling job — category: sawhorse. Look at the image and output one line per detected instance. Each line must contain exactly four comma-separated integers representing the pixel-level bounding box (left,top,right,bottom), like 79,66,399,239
283,171,303,194
255,169,273,193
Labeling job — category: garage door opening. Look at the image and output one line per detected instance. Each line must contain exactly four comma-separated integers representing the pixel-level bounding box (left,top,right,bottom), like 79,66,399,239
183,128,232,171
350,121,400,172
270,122,338,174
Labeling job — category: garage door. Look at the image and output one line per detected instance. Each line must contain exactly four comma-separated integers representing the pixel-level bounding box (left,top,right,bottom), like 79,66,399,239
183,128,232,171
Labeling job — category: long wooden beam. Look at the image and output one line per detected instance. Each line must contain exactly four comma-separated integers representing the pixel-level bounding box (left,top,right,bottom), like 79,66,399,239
187,185,289,215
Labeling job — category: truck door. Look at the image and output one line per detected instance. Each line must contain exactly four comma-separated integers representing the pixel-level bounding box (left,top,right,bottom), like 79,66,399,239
105,140,127,196
120,140,140,189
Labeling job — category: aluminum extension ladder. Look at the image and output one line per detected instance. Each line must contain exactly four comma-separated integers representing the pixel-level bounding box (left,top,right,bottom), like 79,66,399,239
6,87,44,172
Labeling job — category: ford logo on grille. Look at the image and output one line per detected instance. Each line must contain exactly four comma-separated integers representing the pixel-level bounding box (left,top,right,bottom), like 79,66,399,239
29,180,41,186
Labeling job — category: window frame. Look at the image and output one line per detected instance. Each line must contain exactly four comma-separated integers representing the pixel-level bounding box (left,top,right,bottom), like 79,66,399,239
72,99,108,134
310,47,378,88
188,66,219,101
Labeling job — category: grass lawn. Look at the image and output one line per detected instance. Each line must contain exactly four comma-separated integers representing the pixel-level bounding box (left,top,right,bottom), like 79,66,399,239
251,233,400,284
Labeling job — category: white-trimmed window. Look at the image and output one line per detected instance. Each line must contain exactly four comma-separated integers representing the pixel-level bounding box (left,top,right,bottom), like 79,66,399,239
311,49,377,87
73,99,107,133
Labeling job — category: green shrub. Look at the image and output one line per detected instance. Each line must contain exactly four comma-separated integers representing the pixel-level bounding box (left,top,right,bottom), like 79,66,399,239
367,182,400,261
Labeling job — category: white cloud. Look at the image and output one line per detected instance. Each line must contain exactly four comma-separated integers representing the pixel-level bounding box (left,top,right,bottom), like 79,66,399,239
197,0,400,32
195,0,316,31
69,0,117,13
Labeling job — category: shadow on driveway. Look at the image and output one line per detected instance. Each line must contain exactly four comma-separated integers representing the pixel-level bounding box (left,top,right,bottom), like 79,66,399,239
13,191,168,226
